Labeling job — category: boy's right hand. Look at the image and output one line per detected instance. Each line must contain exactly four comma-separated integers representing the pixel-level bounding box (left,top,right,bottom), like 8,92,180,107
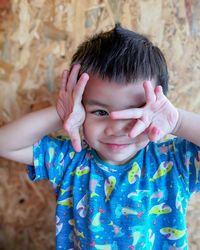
56,64,89,152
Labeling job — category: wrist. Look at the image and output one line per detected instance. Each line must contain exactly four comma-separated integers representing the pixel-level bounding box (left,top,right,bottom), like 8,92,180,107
171,108,182,136
56,108,65,123
46,106,63,131
54,107,63,128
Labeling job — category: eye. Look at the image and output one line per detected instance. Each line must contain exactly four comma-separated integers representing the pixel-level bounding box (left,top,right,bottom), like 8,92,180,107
91,110,109,117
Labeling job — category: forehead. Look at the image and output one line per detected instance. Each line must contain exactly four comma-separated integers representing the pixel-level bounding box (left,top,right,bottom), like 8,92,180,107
83,75,146,109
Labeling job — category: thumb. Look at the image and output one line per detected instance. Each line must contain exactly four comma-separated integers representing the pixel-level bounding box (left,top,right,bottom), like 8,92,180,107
69,128,82,152
63,119,82,152
147,125,166,142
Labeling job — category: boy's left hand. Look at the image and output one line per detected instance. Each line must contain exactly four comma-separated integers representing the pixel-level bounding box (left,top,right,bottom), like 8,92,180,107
111,81,179,142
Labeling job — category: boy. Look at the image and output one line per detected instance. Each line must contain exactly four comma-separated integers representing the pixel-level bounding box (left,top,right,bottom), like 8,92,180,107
0,24,200,249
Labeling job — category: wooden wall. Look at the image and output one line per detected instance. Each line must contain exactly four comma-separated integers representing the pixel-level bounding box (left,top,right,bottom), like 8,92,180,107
0,0,200,249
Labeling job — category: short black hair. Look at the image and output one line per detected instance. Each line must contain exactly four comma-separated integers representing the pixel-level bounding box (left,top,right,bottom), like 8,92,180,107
70,24,168,95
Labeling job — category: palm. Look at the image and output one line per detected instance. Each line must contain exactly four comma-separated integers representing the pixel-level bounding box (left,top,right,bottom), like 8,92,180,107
57,83,85,127
141,89,178,141
56,65,89,151
111,81,179,142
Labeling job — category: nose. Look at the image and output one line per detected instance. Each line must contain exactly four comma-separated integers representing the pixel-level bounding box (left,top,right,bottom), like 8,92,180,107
104,118,133,136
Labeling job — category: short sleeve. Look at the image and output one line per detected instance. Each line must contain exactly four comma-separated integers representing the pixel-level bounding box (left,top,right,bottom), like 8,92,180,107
27,135,75,194
172,138,200,195
187,145,200,194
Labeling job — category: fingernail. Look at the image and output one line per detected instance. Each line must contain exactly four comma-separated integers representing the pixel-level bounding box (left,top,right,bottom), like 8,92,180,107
81,73,89,81
75,64,81,69
62,70,68,79
110,112,118,119
129,132,134,138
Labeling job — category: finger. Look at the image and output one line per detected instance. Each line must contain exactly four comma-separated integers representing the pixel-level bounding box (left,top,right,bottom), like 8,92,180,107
73,73,89,105
143,81,156,103
67,64,81,93
147,125,162,142
129,119,147,138
154,85,163,101
63,121,82,152
61,70,69,91
110,108,143,120
70,129,82,152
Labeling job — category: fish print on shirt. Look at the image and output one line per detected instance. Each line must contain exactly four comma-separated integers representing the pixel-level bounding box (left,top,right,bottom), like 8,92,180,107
104,176,116,202
149,203,172,215
70,164,90,176
90,207,106,232
160,227,186,240
90,174,103,198
194,151,200,184
27,136,200,249
150,161,173,182
76,192,89,218
128,162,141,184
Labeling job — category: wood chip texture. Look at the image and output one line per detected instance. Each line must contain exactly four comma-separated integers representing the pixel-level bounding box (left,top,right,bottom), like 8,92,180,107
0,0,200,249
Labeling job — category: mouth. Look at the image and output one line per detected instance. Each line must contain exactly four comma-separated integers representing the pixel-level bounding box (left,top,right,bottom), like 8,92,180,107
102,143,131,151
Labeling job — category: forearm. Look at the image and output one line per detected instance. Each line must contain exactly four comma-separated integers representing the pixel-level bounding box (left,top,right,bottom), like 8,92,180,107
172,108,200,147
0,106,62,161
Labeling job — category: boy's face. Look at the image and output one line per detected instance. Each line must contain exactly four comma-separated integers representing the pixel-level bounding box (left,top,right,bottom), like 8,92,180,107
83,75,150,166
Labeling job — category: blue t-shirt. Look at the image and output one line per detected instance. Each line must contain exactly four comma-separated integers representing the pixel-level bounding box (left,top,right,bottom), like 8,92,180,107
27,136,200,250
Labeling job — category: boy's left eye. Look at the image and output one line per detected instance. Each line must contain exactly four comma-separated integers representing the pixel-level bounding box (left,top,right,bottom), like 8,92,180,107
91,110,109,117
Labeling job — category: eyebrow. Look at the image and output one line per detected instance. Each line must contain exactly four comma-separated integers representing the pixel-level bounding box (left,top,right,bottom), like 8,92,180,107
84,99,111,108
84,99,145,109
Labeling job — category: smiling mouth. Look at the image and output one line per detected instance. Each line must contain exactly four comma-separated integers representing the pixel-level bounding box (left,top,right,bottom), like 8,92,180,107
103,143,130,151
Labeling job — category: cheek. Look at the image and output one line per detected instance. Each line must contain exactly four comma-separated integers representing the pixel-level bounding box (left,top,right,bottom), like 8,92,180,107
134,132,149,149
83,121,91,140
125,120,138,132
83,116,100,141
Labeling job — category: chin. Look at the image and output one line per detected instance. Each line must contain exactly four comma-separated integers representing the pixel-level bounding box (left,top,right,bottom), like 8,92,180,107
100,152,134,166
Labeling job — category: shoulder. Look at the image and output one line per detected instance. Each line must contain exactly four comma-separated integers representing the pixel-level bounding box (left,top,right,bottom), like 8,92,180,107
147,136,199,154
144,137,200,168
34,135,90,157
33,135,71,153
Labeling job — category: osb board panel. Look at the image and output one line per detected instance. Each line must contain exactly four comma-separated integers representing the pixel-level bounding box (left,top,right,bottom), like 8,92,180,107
0,0,200,249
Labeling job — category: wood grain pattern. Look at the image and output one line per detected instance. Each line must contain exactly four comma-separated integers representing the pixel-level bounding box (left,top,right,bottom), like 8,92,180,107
0,1,200,249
